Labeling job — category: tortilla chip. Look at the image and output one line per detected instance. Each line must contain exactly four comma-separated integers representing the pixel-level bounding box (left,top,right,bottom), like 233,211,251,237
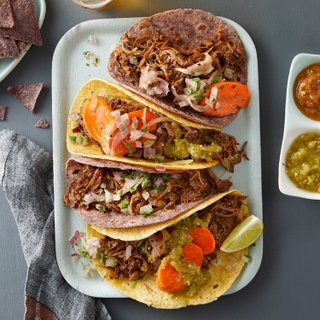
0,0,14,28
35,119,49,128
87,222,248,309
67,78,220,171
91,190,248,241
7,82,43,113
0,0,42,46
107,9,247,128
0,105,7,121
16,40,27,53
0,36,19,58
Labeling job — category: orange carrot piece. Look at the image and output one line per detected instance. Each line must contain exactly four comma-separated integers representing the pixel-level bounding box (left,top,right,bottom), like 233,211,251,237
156,262,186,294
82,96,157,156
182,243,203,267
188,227,215,255
82,95,116,145
199,82,249,117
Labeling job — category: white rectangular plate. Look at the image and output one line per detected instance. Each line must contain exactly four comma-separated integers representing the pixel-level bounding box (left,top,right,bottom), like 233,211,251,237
52,17,262,298
0,0,46,82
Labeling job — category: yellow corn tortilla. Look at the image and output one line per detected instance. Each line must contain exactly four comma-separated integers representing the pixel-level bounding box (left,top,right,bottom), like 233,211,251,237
91,189,247,241
67,78,221,170
87,192,249,309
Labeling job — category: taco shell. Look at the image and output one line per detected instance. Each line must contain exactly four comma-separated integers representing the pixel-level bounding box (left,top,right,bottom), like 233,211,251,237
87,189,249,309
67,78,220,170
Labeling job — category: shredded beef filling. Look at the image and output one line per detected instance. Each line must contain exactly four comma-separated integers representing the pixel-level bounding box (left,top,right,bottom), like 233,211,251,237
63,164,231,214
199,193,248,250
99,237,155,281
114,27,246,94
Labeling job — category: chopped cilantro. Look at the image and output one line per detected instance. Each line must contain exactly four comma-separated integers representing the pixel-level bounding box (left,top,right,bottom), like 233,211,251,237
250,243,256,247
86,63,89,66
143,211,154,218
83,51,89,55
234,95,237,99
211,97,216,102
216,258,218,263
213,76,220,83
192,77,201,82
144,126,149,132
244,254,251,259
155,158,162,163
143,139,150,145
137,239,145,247
178,79,182,84
161,174,171,181
119,200,127,209
133,47,138,51
68,136,76,142
194,94,204,100
125,141,136,154
131,279,137,288
119,190,123,196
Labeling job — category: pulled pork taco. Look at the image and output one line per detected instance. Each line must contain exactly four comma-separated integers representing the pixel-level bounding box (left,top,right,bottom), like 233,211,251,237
86,190,249,308
67,79,248,172
64,157,232,229
107,9,249,128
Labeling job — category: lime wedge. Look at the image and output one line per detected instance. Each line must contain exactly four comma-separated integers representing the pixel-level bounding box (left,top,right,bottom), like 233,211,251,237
220,215,264,252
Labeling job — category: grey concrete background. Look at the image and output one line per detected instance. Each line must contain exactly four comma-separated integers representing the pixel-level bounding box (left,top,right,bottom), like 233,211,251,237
1,0,320,319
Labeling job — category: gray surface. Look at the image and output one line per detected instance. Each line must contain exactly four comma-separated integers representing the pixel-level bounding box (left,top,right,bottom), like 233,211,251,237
0,0,320,319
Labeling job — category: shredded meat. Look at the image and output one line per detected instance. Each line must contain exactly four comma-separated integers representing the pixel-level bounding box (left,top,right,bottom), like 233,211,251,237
63,164,230,214
99,236,155,281
114,27,246,93
199,194,248,249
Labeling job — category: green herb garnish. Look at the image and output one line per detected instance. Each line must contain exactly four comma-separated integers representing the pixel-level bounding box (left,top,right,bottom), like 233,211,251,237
68,136,76,142
125,141,136,154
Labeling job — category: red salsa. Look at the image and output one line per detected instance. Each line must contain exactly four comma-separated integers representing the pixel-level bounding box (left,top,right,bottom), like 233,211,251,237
293,63,320,121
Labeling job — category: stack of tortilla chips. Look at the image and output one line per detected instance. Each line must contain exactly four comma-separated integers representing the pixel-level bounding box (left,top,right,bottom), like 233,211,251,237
0,0,42,59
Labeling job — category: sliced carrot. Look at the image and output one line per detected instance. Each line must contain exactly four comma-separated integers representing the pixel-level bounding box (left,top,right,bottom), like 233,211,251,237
82,95,117,145
81,96,157,156
182,243,203,268
199,82,249,117
188,227,215,255
156,262,186,294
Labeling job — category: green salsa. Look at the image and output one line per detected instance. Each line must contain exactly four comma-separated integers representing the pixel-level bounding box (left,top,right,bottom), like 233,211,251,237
162,213,212,297
163,122,222,162
285,132,320,192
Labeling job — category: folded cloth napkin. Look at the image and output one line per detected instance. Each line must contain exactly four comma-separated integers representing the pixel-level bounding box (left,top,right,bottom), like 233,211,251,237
0,130,111,320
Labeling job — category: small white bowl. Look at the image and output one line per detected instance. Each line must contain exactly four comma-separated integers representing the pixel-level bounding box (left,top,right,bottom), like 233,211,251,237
279,53,320,199
72,0,117,10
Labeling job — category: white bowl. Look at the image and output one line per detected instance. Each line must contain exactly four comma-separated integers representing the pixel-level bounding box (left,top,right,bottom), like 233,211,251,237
72,0,117,10
279,53,320,199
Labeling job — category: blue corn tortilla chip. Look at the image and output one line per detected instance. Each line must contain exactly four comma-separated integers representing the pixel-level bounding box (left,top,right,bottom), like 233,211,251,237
0,0,14,29
7,83,44,113
0,105,7,121
0,36,19,58
35,119,49,128
16,40,27,53
0,0,42,46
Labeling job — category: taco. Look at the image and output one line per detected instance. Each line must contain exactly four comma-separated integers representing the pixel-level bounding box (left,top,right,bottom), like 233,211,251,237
63,157,232,229
86,190,249,308
107,9,249,128
67,79,248,172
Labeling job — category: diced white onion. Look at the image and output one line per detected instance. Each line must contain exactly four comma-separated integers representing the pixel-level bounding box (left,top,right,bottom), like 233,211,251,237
142,190,150,200
242,255,250,263
228,254,238,262
125,245,133,260
140,204,153,214
88,36,96,44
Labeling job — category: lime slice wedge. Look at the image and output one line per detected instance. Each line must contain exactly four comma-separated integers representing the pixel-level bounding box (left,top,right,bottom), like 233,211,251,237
220,215,264,253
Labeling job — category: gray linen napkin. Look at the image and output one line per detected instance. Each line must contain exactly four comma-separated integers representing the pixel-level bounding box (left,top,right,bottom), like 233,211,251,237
0,130,111,320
